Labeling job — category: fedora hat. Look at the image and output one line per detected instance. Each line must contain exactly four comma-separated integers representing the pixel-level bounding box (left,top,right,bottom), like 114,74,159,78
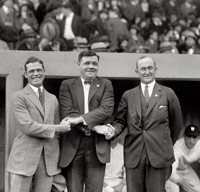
159,41,173,53
39,17,60,41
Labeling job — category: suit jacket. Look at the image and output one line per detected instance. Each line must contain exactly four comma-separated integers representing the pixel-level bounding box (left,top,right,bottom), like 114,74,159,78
59,77,114,167
7,84,61,176
113,83,183,169
58,14,83,38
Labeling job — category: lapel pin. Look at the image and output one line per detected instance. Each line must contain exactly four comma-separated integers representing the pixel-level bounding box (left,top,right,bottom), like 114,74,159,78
97,84,100,87
155,94,158,97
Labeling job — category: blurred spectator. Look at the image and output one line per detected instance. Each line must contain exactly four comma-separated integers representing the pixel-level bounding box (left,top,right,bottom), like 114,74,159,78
84,9,108,43
106,8,130,51
73,36,90,51
16,29,38,50
140,0,150,18
32,0,48,25
79,0,93,23
163,0,180,17
180,0,196,19
165,124,200,192
116,35,129,52
55,0,84,51
15,3,39,39
120,0,143,27
128,24,144,52
144,30,159,53
39,16,68,51
90,36,110,52
169,35,179,53
159,41,177,53
43,40,61,51
149,11,168,36
0,0,19,49
180,29,200,54
149,0,165,14
32,36,49,50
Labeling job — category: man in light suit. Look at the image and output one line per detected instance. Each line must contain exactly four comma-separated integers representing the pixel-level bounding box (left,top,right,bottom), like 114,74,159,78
59,50,115,192
107,56,183,192
7,56,71,192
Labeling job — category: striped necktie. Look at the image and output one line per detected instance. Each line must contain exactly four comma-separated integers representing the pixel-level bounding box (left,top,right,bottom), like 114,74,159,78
144,85,150,104
38,87,45,108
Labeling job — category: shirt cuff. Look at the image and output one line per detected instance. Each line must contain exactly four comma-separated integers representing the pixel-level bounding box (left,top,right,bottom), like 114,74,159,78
80,116,87,125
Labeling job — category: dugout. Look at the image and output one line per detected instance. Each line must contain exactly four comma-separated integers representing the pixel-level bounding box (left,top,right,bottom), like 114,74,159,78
1,51,200,192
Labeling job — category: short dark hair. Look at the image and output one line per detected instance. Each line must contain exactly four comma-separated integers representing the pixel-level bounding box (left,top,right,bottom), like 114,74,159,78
78,50,100,62
24,56,44,72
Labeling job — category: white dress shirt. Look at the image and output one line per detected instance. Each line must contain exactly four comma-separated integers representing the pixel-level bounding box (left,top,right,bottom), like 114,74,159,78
81,78,91,114
141,80,155,98
29,84,44,98
63,12,75,40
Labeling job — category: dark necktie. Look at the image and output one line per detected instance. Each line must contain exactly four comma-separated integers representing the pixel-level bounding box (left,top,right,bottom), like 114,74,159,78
38,87,45,108
84,80,92,85
144,85,150,104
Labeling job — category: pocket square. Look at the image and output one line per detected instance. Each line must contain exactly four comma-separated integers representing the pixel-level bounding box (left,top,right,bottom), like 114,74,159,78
159,105,166,109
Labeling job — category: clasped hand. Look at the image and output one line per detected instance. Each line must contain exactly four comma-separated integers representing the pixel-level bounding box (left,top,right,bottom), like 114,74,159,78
92,124,115,140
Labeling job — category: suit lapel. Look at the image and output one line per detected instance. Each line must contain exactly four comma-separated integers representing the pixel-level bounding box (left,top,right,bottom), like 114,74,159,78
146,83,161,117
73,78,84,114
25,85,45,118
89,78,100,103
133,86,141,118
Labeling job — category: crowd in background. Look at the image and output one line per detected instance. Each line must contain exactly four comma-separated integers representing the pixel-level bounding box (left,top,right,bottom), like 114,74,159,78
1,0,200,54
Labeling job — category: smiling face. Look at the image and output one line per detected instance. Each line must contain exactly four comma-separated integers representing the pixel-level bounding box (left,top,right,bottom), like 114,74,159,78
78,56,99,81
24,61,45,87
135,56,157,84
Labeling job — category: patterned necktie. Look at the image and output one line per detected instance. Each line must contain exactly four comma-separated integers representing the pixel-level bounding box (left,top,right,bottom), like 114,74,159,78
144,85,150,104
38,87,45,108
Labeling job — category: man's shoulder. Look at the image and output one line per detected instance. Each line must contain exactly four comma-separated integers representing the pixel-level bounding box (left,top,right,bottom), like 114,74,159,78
96,76,111,83
156,83,174,93
61,77,78,84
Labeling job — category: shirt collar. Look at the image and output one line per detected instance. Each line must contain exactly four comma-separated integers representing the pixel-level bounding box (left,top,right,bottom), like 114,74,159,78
141,80,155,90
67,12,74,19
29,84,44,95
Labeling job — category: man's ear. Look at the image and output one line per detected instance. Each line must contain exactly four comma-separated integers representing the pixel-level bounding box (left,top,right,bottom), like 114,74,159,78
135,69,138,74
77,61,80,66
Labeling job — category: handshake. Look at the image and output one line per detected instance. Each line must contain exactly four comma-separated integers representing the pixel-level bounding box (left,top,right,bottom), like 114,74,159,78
92,124,115,140
58,117,115,139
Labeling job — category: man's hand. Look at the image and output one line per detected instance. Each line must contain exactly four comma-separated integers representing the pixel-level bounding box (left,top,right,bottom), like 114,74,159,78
105,124,115,140
67,117,83,125
56,117,71,133
93,124,115,140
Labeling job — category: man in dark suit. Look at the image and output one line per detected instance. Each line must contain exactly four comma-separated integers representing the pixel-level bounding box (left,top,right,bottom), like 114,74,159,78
59,50,115,192
7,56,71,192
56,1,83,51
107,56,183,192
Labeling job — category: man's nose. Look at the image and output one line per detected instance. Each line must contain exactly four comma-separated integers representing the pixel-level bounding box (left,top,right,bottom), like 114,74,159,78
33,70,39,75
88,63,94,68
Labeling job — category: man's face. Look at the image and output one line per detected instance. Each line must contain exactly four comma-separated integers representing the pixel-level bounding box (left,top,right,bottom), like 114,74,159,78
184,135,200,149
24,62,45,87
135,57,157,84
78,56,99,80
